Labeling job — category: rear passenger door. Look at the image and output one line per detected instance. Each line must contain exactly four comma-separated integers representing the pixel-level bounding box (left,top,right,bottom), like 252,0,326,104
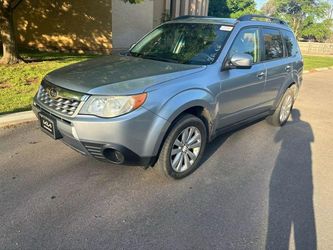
281,29,303,82
261,28,292,106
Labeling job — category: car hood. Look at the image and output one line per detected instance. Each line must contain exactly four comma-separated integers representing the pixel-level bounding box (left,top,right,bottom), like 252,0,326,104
45,55,205,95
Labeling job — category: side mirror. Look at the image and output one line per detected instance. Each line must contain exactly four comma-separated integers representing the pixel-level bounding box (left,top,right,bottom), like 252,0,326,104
229,54,253,69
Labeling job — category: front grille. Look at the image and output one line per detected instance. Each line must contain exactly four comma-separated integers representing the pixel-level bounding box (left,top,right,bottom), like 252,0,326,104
37,84,83,117
82,142,106,160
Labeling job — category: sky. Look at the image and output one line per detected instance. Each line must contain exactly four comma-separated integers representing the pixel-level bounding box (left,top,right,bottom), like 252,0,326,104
255,0,266,10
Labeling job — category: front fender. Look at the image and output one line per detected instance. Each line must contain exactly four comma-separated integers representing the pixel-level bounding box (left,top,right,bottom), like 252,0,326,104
142,88,218,157
156,88,217,123
144,89,218,154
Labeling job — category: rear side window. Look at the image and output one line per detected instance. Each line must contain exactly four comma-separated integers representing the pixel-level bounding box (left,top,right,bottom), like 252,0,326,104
228,28,260,63
281,30,299,57
262,29,284,61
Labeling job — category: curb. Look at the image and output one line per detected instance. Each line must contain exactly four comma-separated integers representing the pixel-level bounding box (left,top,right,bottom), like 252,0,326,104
303,67,333,74
0,111,37,128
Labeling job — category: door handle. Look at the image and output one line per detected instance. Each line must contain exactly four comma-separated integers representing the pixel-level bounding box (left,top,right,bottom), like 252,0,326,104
257,72,265,78
285,65,291,72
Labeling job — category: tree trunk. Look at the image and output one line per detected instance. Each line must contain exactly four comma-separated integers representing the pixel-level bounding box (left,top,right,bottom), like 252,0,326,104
291,16,301,40
0,1,21,64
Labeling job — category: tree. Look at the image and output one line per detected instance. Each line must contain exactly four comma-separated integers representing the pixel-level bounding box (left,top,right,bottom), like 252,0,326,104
227,0,257,18
208,0,257,18
208,0,230,17
267,0,330,39
0,0,22,64
261,0,277,16
302,17,332,41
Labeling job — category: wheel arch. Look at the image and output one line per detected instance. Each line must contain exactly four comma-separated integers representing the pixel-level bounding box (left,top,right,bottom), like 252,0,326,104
148,88,218,165
273,81,298,110
150,105,213,166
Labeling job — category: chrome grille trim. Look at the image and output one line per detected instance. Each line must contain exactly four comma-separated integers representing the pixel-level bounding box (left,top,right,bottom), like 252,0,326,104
37,81,88,117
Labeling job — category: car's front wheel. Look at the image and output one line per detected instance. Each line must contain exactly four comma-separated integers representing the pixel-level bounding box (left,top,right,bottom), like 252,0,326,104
156,114,207,179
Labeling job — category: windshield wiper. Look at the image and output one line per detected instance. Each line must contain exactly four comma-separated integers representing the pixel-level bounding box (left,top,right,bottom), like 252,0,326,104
140,55,180,63
128,51,142,57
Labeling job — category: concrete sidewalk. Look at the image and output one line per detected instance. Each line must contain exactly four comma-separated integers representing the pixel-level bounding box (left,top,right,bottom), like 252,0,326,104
0,111,36,128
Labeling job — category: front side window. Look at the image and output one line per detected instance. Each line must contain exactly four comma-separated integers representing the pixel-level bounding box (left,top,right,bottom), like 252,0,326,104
130,23,231,65
228,28,260,63
281,30,299,57
262,29,284,60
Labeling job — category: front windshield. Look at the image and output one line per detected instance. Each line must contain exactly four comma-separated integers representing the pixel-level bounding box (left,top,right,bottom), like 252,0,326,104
130,22,232,65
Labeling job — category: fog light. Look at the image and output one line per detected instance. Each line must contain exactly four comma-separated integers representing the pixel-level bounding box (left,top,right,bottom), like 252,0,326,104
103,148,125,164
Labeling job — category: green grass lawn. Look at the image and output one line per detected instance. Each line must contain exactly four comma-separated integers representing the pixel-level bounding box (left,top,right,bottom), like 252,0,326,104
0,53,333,115
0,53,97,115
303,55,333,71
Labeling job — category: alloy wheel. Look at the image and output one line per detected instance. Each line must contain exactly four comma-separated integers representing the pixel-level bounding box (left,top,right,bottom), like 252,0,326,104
170,126,202,173
279,95,293,123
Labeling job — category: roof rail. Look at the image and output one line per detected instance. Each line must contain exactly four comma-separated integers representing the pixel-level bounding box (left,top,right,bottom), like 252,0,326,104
173,15,215,20
238,14,288,26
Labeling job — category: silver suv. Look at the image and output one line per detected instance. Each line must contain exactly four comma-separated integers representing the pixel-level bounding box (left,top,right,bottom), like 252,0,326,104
32,15,303,179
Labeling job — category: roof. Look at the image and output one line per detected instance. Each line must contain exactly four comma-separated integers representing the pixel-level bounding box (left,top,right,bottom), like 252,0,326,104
168,15,291,31
169,16,237,26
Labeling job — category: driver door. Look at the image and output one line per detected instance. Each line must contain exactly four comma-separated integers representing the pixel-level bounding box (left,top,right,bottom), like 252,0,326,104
218,27,268,128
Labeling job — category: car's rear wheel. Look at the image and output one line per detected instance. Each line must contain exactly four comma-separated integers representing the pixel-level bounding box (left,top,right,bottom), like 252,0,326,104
267,87,295,126
156,114,207,179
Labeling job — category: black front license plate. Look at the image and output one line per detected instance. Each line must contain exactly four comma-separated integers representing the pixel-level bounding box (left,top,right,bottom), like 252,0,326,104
39,113,62,139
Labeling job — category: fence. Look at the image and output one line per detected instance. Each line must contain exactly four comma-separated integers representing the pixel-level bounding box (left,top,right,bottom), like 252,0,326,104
299,42,333,55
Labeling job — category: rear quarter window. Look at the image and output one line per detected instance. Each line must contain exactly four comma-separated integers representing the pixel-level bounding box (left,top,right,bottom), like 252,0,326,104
281,30,300,57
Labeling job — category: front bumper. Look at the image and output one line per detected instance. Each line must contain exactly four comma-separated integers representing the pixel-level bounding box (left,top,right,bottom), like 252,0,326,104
32,100,170,166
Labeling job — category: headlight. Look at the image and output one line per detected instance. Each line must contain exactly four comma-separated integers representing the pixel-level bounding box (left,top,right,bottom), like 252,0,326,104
79,93,147,118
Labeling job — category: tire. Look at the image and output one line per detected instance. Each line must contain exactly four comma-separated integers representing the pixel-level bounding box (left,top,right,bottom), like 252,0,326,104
156,114,207,179
267,87,295,127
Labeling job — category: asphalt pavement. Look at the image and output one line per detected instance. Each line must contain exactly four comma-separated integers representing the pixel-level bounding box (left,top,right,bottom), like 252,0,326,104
0,71,332,250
